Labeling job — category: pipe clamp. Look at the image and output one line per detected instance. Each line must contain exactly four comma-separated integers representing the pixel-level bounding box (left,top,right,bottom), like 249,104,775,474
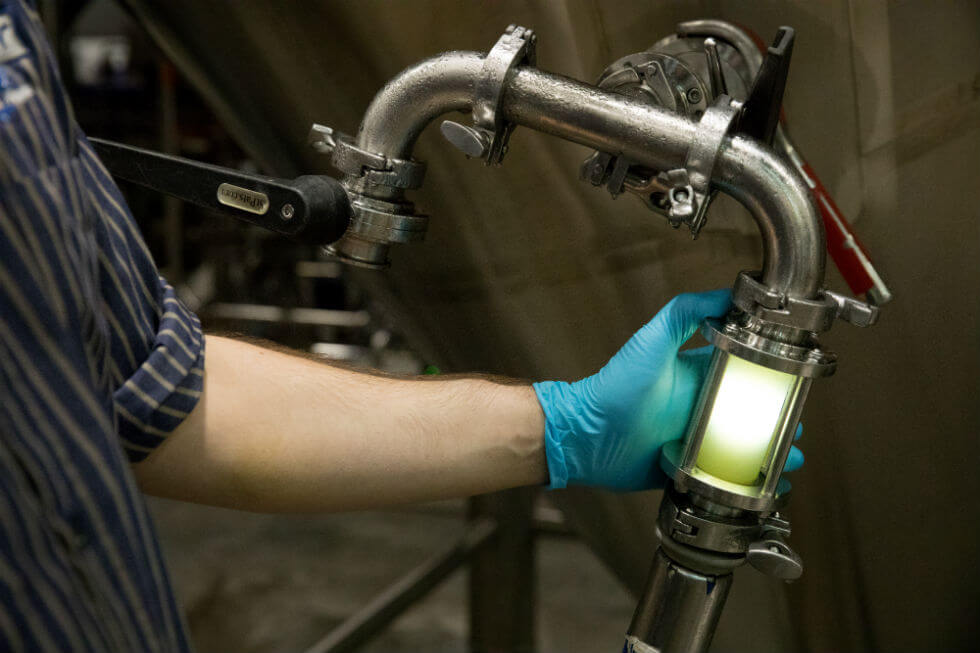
733,271,879,332
443,25,536,164
671,95,741,236
309,124,426,189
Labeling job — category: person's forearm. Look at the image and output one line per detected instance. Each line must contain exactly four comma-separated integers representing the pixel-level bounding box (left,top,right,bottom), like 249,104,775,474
133,336,547,512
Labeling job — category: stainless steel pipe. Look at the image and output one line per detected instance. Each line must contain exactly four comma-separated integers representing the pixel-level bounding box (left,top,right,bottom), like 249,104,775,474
502,68,825,299
357,52,484,162
627,549,733,653
349,52,825,299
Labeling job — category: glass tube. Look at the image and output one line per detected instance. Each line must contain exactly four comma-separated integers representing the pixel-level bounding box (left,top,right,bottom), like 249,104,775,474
694,355,798,485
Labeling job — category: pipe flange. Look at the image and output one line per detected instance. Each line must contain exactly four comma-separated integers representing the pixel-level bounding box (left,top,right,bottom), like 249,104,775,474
346,195,428,244
660,440,790,512
703,317,837,377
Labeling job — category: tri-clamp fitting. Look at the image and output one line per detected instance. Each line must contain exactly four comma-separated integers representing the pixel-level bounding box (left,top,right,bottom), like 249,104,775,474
440,24,537,164
309,24,537,269
308,124,428,267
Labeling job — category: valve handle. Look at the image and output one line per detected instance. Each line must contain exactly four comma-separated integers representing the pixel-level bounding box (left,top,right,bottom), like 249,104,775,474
91,138,351,244
739,26,795,145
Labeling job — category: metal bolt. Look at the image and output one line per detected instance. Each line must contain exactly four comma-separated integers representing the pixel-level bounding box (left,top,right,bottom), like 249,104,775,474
686,88,703,104
280,203,295,220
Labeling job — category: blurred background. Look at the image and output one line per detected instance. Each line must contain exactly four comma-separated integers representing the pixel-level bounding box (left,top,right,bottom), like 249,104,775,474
40,1,979,651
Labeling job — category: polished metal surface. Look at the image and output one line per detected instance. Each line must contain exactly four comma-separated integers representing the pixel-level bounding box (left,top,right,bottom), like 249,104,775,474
667,94,742,236
578,29,749,232
330,137,427,190
677,18,892,305
326,51,483,267
677,19,764,74
703,38,727,99
325,26,826,301
594,51,708,117
355,52,485,165
469,24,536,165
702,318,836,377
440,120,492,158
578,46,711,221
626,549,733,653
502,68,825,299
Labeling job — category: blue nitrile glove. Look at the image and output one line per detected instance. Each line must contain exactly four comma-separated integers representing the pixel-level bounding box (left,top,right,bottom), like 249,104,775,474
533,289,804,491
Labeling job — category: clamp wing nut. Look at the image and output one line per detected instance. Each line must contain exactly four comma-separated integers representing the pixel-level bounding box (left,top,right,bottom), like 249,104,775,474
442,24,537,165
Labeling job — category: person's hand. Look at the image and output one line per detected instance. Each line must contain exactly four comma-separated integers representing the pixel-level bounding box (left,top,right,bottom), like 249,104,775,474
533,289,804,491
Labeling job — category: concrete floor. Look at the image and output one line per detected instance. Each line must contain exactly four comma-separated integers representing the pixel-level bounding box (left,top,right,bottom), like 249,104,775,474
148,496,636,653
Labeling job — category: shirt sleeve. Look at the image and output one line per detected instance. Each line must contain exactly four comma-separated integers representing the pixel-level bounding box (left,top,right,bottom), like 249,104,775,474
111,277,205,462
77,138,207,463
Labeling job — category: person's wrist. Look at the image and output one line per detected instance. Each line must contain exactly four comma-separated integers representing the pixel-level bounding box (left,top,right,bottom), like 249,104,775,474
532,380,574,490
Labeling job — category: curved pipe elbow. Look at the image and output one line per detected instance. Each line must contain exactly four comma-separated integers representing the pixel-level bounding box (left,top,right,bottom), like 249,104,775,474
714,136,825,299
356,51,484,159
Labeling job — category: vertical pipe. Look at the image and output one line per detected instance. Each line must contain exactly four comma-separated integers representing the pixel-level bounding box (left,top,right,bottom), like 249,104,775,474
627,550,733,653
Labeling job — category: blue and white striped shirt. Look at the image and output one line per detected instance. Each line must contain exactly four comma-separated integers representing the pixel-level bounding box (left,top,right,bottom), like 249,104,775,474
1,0,202,649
